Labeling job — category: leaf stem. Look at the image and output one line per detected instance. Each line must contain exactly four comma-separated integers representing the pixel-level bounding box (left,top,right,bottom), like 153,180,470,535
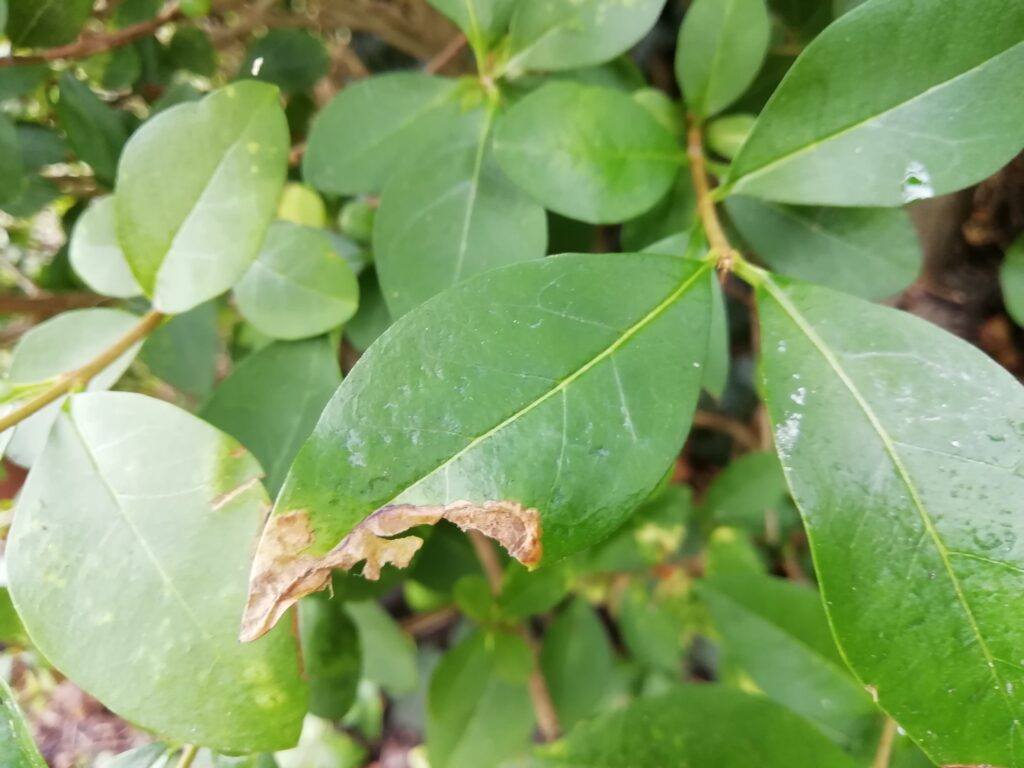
468,531,562,742
0,309,164,434
687,119,738,275
175,744,199,768
872,718,898,768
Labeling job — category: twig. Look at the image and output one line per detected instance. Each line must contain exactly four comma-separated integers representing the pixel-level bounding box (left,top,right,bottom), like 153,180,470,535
176,744,199,768
871,718,898,768
691,410,760,452
400,605,459,636
424,33,467,74
468,531,562,742
0,3,184,67
0,291,108,318
687,120,736,276
0,310,164,434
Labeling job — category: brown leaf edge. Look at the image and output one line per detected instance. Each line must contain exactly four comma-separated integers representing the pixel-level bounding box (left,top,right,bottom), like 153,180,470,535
239,499,542,642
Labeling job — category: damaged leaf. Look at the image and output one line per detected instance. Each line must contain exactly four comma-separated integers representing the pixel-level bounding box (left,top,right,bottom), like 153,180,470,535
242,253,713,639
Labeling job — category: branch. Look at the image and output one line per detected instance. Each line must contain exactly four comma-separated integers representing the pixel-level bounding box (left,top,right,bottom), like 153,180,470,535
0,291,108,318
0,3,184,67
424,33,467,75
871,718,898,768
0,310,164,434
687,120,738,274
175,745,199,768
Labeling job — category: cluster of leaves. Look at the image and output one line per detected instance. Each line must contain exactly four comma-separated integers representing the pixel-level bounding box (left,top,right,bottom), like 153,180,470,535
0,0,1023,767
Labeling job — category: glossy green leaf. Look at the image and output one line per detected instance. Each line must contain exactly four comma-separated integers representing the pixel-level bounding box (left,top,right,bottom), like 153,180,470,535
345,599,418,696
728,0,1024,205
55,73,127,185
233,222,359,340
676,0,770,118
201,338,341,495
756,273,1024,766
505,0,667,73
499,561,571,619
278,183,327,228
427,631,534,768
3,308,143,467
493,83,682,224
704,273,729,397
299,594,361,719
527,685,860,767
707,113,756,160
698,450,789,532
303,74,468,195
69,196,143,298
242,29,329,93
540,598,616,729
428,0,515,49
726,198,920,299
0,114,24,206
115,81,289,313
700,573,878,751
242,254,712,639
7,393,307,752
1001,235,1024,326
139,301,219,399
6,0,92,47
375,109,547,316
0,678,45,768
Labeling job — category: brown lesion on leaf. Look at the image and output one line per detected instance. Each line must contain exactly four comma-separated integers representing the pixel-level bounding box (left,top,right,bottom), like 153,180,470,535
239,500,542,642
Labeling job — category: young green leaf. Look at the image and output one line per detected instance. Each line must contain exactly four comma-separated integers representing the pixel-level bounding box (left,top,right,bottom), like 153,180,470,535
0,114,24,206
527,685,860,767
428,0,515,50
1001,235,1024,326
346,599,419,696
5,0,92,47
69,196,143,298
374,109,547,317
676,0,770,118
725,198,920,300
241,253,712,640
728,0,1024,205
756,274,1024,766
699,573,878,752
302,74,469,195
706,113,756,160
299,593,362,719
232,222,359,340
427,631,535,768
241,29,329,93
201,338,341,495
0,678,46,768
6,393,307,753
115,81,289,313
493,83,682,224
618,580,685,672
139,301,219,399
505,0,667,73
55,73,128,185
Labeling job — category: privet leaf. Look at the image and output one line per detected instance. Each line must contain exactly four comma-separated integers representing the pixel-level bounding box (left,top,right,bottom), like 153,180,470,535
139,301,219,399
6,0,92,47
374,109,547,317
299,594,361,719
242,253,712,639
728,0,1024,205
3,308,143,467
69,196,143,298
505,0,668,73
55,73,127,185
345,270,392,353
699,573,878,752
527,685,859,767
493,83,682,224
232,222,359,340
676,0,770,118
620,175,696,252
345,599,419,696
6,393,307,752
1001,235,1024,326
757,274,1024,766
0,678,46,768
303,74,469,195
201,338,342,495
698,450,789,533
725,198,920,300
428,0,515,49
115,81,288,313
241,29,329,93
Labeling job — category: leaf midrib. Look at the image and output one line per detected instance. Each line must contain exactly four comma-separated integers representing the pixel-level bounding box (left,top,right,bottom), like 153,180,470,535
762,275,1016,719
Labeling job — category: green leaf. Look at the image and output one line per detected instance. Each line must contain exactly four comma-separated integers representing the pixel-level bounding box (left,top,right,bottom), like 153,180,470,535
275,717,366,768
278,183,327,229
698,450,789,533
375,109,547,317
706,113,756,160
345,270,392,353
499,561,571,619
726,199,920,300
0,588,28,646
1001,235,1024,326
16,124,68,171
233,222,359,340
493,82,681,224
201,338,341,495
303,74,468,195
55,73,128,185
505,0,667,73
242,254,712,639
167,27,217,76
7,393,307,752
3,308,143,467
620,175,697,252
0,114,24,206
6,0,92,47
115,81,289,313
0,63,48,101
618,580,685,672
699,573,878,752
704,274,729,397
69,196,143,298
756,273,1024,766
139,301,219,399
540,598,616,729
428,0,515,49
728,0,1024,205
527,685,860,767
345,599,418,696
0,678,46,768
705,526,766,576
427,631,534,768
241,29,329,93
676,0,770,118
299,594,361,719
